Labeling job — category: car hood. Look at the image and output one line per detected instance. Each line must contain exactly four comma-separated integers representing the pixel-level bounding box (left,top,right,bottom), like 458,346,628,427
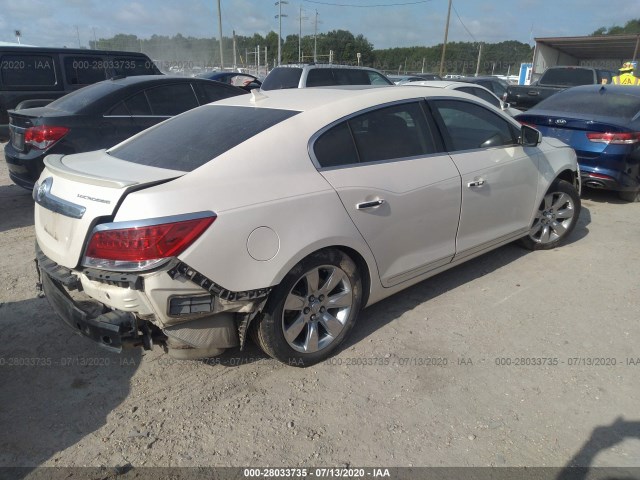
34,150,185,269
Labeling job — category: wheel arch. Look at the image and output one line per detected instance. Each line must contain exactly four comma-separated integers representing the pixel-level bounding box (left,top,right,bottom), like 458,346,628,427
555,168,580,194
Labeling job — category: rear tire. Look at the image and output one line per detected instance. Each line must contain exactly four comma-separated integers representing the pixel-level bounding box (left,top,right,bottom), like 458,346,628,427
618,189,640,203
520,180,581,251
255,249,362,367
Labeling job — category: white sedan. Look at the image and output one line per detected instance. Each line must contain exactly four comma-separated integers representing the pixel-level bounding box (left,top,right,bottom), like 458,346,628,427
34,86,581,366
405,80,522,117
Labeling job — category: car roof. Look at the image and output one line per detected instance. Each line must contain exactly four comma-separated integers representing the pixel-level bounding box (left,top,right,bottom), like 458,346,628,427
274,63,382,71
213,84,489,113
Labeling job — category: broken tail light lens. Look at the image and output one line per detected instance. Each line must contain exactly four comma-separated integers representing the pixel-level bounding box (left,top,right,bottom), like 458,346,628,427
586,132,640,145
83,213,216,271
24,125,70,150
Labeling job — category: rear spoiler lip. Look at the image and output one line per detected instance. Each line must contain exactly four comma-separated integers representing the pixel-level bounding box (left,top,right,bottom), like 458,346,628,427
44,153,140,189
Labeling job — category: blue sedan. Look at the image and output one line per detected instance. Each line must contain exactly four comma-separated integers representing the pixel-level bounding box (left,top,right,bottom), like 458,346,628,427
516,85,640,202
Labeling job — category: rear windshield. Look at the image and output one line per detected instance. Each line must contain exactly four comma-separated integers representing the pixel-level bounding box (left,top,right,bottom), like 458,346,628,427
108,105,299,171
534,89,640,120
541,68,595,86
261,67,303,90
47,81,123,113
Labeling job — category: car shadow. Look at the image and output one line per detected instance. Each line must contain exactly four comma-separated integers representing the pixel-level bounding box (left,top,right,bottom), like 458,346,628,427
556,417,640,480
581,187,632,205
0,183,34,233
0,297,140,475
344,205,591,351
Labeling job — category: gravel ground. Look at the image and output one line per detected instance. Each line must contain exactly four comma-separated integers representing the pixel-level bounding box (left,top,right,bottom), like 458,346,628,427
0,150,639,473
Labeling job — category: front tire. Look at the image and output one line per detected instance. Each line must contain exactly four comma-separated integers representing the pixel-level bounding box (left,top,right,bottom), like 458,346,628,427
520,180,581,251
255,249,363,367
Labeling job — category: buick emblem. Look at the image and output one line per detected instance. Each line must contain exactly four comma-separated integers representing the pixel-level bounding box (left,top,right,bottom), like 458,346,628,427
555,119,567,125
35,177,52,203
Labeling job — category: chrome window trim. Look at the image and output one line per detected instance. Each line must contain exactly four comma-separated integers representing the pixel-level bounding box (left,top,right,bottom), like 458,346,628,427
33,177,86,219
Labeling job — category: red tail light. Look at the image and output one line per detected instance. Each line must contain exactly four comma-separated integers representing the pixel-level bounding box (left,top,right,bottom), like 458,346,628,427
24,125,70,149
83,214,215,271
586,132,640,145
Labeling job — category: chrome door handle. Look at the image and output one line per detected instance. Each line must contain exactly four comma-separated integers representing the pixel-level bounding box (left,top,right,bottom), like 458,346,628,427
356,199,385,210
467,179,486,188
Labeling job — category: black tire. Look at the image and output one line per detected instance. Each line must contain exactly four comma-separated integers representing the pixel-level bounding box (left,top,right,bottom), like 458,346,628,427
255,249,363,367
618,189,640,203
520,179,581,251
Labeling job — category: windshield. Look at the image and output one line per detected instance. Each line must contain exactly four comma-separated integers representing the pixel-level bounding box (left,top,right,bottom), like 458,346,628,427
108,105,299,171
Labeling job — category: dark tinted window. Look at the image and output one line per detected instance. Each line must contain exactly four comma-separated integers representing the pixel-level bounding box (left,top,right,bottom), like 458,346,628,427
542,68,595,86
125,92,152,115
146,84,198,115
534,89,640,120
64,56,107,85
197,83,245,103
307,68,337,87
314,102,435,167
261,67,303,90
458,86,500,108
0,55,57,86
367,71,393,85
113,57,159,76
314,122,359,168
109,105,299,171
107,101,129,116
433,100,518,151
47,80,122,112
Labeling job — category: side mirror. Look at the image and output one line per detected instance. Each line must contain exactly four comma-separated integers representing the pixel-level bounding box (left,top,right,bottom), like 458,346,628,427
520,125,542,146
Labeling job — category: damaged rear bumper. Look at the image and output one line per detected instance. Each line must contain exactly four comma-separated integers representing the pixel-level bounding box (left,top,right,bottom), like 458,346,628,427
40,267,146,353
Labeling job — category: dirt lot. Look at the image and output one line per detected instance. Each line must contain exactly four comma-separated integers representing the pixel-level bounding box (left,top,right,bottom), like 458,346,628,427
1,151,639,473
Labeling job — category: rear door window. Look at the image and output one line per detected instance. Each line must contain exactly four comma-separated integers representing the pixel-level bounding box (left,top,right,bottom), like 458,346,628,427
313,101,437,168
0,54,57,87
457,86,501,108
64,56,107,86
108,105,299,171
124,92,152,115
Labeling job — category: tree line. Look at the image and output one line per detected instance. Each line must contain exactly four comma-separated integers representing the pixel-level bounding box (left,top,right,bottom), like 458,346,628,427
91,31,532,76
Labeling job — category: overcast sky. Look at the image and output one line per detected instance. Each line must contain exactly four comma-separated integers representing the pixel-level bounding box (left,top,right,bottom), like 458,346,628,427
2,0,640,50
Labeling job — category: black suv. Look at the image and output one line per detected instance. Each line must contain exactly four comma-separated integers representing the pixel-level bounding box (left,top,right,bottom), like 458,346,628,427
0,46,161,141
261,64,393,90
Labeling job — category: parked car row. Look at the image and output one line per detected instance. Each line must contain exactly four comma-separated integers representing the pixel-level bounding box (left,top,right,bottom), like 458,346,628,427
4,55,636,366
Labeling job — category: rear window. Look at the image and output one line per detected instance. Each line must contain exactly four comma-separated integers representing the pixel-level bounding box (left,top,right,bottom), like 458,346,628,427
534,89,640,120
1,55,57,87
108,105,299,171
261,68,303,90
47,80,122,113
541,68,596,87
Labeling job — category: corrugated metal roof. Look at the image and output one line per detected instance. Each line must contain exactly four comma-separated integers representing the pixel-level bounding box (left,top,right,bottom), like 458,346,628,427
534,34,640,60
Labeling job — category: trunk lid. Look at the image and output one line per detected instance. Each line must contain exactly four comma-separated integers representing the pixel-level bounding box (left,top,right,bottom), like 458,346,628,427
35,151,185,269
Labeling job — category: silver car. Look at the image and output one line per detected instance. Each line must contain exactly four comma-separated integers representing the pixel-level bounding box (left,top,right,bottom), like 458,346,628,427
34,87,581,366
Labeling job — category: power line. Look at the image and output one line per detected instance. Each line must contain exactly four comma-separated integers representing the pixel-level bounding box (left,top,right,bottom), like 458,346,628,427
451,2,476,43
302,0,430,7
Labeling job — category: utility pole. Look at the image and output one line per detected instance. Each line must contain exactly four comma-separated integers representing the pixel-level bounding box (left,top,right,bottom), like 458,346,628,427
314,10,319,62
92,28,97,49
275,1,288,66
298,6,308,63
439,0,452,77
475,42,482,76
217,0,224,68
232,30,237,69
75,25,81,48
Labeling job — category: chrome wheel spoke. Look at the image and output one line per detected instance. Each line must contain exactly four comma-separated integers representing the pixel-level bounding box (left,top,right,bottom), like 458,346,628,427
304,322,319,352
304,268,320,294
284,313,306,343
284,293,305,312
551,221,567,236
551,193,570,211
327,290,352,309
320,312,344,338
555,207,574,220
540,225,551,243
320,268,346,295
